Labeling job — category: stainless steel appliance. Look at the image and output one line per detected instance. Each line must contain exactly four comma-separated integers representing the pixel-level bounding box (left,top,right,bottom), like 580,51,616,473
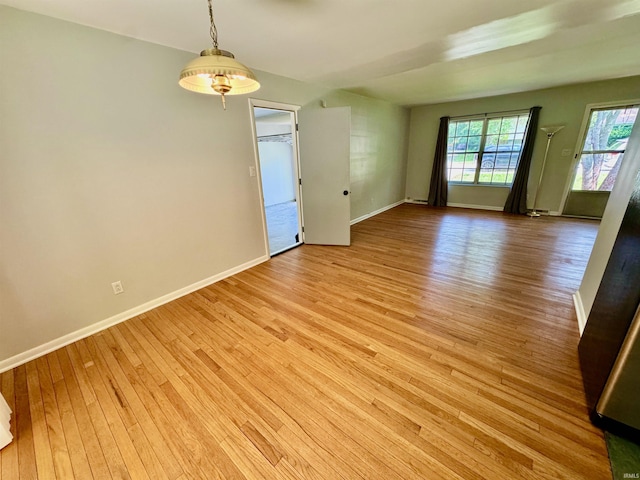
579,169,640,437
596,307,640,431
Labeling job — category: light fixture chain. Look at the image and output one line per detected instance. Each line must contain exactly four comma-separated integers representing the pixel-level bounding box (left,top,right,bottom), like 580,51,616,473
207,0,219,49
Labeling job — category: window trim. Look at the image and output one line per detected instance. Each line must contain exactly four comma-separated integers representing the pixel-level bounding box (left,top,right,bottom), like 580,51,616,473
446,110,531,187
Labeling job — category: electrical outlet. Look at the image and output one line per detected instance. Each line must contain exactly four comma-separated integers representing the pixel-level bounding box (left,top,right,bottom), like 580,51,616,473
111,281,124,295
249,166,256,177
561,149,572,157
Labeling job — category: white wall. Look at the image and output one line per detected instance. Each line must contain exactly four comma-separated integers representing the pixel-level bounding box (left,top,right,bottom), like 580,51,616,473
255,114,296,206
0,6,410,367
575,120,640,333
333,94,410,220
257,142,296,206
255,114,292,137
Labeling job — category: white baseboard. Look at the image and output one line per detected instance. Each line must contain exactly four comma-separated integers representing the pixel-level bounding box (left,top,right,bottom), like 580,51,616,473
573,290,588,336
447,202,504,212
0,255,269,374
351,200,405,225
405,199,429,205
549,211,562,216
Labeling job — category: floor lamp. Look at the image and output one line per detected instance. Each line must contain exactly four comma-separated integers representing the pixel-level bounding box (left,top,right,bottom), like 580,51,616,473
528,125,565,217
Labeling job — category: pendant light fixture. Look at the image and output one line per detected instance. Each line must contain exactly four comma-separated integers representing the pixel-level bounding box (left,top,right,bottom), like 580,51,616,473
179,0,260,110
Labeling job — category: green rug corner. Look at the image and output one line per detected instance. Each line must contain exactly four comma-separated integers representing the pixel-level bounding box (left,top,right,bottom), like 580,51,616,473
606,431,640,480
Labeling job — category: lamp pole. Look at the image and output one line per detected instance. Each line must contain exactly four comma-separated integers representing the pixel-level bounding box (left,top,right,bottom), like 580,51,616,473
528,125,564,217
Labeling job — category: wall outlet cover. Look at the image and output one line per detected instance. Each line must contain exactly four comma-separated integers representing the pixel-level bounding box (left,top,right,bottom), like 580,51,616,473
111,281,124,295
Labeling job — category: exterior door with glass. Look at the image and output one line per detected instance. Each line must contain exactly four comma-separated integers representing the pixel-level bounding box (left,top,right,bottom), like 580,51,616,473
563,105,639,218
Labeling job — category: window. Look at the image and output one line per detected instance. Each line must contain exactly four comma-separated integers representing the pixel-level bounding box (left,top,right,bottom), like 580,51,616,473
571,105,639,192
446,113,530,185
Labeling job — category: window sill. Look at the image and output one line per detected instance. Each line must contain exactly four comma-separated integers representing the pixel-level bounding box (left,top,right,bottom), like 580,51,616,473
569,190,612,194
448,183,512,188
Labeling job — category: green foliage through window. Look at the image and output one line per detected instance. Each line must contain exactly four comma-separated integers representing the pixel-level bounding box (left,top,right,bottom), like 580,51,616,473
608,124,633,147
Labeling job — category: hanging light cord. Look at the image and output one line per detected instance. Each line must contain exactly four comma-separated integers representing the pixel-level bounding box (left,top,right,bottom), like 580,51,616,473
205,0,234,109
207,0,219,50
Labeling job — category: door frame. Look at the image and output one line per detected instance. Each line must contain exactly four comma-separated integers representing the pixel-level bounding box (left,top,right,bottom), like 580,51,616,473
248,99,304,256
559,98,640,215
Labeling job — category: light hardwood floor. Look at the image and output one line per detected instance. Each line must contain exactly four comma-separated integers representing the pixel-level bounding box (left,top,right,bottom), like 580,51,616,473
0,204,611,479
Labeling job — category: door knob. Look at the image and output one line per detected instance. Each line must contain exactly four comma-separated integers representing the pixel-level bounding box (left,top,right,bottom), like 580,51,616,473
343,190,349,196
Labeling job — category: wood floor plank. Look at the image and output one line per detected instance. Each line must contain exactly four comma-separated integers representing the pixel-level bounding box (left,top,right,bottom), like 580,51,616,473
93,331,183,480
56,347,112,480
244,350,438,480
52,378,94,479
67,342,133,480
0,205,611,479
24,362,56,479
35,357,74,479
157,381,239,480
125,316,250,479
286,362,477,480
84,335,153,476
0,371,18,480
13,365,38,480
114,322,217,478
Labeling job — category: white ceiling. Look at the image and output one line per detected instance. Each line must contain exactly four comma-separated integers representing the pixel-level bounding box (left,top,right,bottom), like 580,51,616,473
5,0,640,106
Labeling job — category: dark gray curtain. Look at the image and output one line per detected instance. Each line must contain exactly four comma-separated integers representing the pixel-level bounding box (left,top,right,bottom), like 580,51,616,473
504,106,542,214
428,116,450,207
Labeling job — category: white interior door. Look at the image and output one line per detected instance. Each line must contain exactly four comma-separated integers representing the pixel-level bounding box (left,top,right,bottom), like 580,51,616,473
298,107,351,246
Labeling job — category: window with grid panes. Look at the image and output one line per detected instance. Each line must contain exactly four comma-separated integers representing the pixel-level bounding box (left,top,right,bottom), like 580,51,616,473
446,112,531,185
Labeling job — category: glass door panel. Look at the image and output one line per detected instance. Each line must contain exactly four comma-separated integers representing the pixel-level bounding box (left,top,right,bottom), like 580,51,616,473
564,105,639,218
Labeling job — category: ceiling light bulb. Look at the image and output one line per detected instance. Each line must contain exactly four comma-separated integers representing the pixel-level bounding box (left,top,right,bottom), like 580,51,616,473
212,74,232,94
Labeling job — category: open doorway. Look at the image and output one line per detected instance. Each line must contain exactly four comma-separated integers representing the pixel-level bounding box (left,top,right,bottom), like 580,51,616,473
251,102,303,256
